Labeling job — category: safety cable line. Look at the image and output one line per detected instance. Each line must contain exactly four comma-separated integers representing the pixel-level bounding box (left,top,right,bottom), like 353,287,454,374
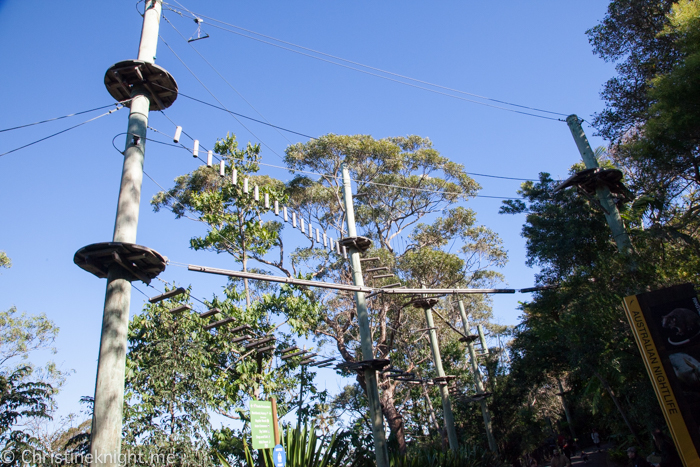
0,101,130,133
163,3,565,122
158,27,286,160
161,14,294,146
0,106,125,158
153,83,315,139
117,125,525,200
181,4,569,118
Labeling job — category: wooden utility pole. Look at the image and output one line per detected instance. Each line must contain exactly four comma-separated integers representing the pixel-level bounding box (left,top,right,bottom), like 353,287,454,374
340,163,390,467
82,3,176,466
566,115,634,258
415,297,459,451
458,300,498,452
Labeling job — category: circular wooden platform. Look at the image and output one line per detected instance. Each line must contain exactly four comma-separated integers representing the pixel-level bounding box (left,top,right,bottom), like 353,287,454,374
74,242,167,284
104,59,178,110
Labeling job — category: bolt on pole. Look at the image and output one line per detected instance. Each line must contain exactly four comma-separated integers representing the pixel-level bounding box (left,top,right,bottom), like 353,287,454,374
89,2,162,465
566,115,635,260
340,163,390,467
458,300,498,453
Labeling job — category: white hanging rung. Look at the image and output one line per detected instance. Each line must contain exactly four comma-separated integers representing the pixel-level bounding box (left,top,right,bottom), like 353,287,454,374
232,168,238,185
308,223,313,239
342,246,347,259
264,193,270,209
317,229,321,243
173,126,182,143
254,185,259,201
336,240,341,255
323,232,327,247
193,140,199,158
283,206,288,221
207,150,213,167
219,160,225,176
292,212,297,228
329,237,334,250
243,178,249,193
301,219,306,234
274,200,279,215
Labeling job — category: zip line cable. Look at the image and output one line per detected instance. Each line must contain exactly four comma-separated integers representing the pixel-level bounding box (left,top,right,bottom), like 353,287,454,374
163,2,566,122
152,83,316,139
161,15,294,146
170,1,569,118
115,125,525,200
0,106,125,158
0,102,130,133
157,32,286,160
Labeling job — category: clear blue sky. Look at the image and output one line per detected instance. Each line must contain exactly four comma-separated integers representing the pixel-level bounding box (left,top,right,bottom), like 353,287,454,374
0,1,615,421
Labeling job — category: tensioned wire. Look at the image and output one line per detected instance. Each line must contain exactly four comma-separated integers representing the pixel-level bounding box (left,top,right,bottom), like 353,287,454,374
160,14,294,146
0,104,128,157
153,88,538,182
163,1,567,122
157,28,286,161
124,121,531,199
0,102,129,133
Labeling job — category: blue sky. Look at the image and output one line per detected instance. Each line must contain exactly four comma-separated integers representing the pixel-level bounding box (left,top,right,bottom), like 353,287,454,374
0,1,615,421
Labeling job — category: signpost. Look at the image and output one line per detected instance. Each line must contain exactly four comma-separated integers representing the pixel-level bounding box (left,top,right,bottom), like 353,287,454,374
250,400,275,449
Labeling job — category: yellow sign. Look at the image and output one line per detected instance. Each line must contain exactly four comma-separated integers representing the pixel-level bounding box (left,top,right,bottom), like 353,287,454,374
623,289,700,467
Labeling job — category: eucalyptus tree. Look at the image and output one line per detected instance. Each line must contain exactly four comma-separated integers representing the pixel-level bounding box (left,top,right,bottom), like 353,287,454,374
148,135,324,460
283,134,507,453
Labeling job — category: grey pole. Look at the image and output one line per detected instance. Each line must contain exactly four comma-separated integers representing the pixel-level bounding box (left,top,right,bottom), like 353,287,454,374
566,115,634,258
422,300,459,450
458,300,498,453
340,163,390,467
477,325,489,355
89,2,161,465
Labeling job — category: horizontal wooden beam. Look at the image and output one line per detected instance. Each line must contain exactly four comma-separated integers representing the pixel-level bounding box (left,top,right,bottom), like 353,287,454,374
149,287,186,303
188,265,515,295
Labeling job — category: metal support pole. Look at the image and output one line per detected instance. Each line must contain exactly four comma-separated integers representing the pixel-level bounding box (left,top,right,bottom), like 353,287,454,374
566,115,635,259
458,300,498,453
341,163,389,467
89,2,161,465
423,304,459,450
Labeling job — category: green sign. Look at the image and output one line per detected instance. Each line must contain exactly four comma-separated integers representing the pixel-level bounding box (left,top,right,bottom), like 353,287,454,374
250,400,274,449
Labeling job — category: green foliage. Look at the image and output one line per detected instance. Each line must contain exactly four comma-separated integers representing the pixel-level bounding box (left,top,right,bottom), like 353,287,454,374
216,424,349,467
389,444,503,467
0,251,10,270
0,268,65,465
0,366,54,464
286,133,507,454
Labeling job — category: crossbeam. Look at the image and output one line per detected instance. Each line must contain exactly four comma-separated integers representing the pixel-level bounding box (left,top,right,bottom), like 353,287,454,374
188,265,515,295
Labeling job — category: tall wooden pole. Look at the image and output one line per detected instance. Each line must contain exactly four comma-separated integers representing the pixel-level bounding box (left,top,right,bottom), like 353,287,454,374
458,300,498,452
89,2,161,465
340,163,390,467
566,115,634,259
422,302,459,450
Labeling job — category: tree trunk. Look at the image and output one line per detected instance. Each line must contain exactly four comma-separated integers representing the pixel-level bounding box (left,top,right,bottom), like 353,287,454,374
356,372,407,454
380,383,407,455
